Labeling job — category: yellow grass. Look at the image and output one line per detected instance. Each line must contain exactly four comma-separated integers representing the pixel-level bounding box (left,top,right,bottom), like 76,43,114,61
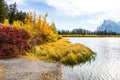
24,39,94,65
0,66,3,72
0,66,6,78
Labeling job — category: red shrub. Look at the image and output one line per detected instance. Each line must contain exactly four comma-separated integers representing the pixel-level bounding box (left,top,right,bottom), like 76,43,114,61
0,26,30,59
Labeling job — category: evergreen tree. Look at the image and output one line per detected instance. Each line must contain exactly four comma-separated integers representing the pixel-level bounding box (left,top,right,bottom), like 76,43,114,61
8,2,18,24
16,11,26,23
8,2,27,24
0,0,8,23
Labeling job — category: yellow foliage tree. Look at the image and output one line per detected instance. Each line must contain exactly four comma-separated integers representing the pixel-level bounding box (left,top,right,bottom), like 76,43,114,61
12,20,23,28
12,12,61,45
1,19,9,26
1,12,61,45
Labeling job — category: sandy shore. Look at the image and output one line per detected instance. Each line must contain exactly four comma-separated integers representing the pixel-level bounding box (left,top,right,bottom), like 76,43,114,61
0,58,62,80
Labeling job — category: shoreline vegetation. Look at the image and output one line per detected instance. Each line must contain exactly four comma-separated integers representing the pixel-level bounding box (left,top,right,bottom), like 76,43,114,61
24,39,94,66
0,1,94,79
0,12,94,66
61,34,120,37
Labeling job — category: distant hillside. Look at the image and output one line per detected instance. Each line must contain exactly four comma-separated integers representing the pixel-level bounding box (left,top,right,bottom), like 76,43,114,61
73,28,92,34
59,19,120,35
97,20,120,33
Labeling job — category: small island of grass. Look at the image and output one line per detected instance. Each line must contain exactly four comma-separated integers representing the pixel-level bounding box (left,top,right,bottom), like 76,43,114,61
25,39,93,65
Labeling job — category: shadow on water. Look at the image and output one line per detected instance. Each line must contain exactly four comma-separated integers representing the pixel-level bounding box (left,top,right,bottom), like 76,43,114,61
89,51,97,64
62,51,97,68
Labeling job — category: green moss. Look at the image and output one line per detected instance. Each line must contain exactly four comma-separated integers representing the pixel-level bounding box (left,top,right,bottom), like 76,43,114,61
25,39,94,66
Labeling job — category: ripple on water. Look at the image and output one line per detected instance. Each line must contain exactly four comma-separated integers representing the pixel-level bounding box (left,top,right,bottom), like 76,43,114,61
63,38,120,80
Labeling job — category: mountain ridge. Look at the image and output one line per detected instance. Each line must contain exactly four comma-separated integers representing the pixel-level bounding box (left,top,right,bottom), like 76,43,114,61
97,19,120,33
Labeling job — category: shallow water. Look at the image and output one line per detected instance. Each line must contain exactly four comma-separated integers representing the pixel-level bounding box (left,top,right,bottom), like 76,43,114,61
63,38,120,80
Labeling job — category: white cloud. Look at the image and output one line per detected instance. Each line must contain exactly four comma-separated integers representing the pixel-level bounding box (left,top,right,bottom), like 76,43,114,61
44,0,120,16
87,19,103,24
5,0,120,30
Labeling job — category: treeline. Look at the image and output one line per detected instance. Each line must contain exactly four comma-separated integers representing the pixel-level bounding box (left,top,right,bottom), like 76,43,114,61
94,30,117,35
0,0,26,24
58,29,91,35
58,29,119,35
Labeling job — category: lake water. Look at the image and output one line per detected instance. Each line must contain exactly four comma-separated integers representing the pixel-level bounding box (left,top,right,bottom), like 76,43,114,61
62,38,120,80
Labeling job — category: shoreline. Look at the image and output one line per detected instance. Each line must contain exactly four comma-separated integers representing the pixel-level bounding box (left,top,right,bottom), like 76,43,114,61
63,36,120,38
61,35,120,38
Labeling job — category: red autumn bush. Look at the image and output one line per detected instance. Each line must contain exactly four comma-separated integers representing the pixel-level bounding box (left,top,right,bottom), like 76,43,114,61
0,26,30,59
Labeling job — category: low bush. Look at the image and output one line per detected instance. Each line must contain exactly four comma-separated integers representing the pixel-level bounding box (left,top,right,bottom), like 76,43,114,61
0,26,30,59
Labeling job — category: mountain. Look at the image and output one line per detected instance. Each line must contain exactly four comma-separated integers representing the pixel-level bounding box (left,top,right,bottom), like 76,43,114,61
97,19,120,33
73,28,92,34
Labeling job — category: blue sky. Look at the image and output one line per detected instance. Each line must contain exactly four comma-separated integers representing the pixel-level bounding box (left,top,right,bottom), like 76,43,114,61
5,0,120,31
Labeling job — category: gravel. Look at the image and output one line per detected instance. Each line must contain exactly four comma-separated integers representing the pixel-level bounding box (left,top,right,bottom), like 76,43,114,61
0,58,62,80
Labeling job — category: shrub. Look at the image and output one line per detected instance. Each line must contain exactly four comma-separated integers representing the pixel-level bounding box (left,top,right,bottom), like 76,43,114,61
12,12,61,45
2,12,61,45
0,26,30,59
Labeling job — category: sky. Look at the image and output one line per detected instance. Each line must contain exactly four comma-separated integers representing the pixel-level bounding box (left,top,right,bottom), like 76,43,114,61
5,0,120,31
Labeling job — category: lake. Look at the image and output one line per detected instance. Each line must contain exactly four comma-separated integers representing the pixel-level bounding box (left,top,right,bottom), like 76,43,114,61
62,38,120,80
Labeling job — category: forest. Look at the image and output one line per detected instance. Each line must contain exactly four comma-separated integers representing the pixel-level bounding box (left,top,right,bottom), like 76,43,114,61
0,0,26,24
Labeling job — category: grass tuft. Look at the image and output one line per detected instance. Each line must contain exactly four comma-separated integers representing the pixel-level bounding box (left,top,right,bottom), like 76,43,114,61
25,39,94,66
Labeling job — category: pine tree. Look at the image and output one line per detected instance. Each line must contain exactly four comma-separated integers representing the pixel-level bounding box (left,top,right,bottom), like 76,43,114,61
0,0,8,23
8,2,18,24
16,11,26,23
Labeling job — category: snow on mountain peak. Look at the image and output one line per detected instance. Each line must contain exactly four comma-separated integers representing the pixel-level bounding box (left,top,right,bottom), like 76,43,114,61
97,19,120,33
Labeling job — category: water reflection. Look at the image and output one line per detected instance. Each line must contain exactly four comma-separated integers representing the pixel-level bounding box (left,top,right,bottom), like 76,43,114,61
63,38,120,80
